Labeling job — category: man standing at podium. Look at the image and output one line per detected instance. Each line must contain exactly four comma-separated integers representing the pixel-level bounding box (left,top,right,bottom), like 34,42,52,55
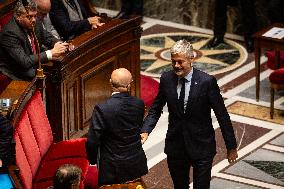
86,68,148,186
0,0,69,81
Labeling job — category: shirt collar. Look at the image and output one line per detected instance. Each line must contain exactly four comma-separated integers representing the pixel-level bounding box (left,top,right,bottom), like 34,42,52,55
111,92,120,96
180,68,193,82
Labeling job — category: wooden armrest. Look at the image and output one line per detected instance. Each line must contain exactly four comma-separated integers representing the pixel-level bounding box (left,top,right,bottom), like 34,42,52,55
8,165,23,189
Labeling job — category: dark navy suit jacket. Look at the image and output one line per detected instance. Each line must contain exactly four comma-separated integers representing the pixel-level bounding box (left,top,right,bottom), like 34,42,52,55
49,0,91,40
86,92,148,185
142,68,237,159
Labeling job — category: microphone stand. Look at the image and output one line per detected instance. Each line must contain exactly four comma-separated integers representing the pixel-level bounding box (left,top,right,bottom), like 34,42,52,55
31,25,46,96
31,26,45,79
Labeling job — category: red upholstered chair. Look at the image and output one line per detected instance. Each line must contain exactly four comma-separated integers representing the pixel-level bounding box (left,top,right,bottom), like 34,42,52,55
269,68,284,119
0,12,13,94
12,90,98,189
140,74,159,108
266,51,284,70
0,11,13,29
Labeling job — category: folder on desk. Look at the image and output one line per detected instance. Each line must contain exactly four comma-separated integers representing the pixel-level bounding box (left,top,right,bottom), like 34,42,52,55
0,173,15,189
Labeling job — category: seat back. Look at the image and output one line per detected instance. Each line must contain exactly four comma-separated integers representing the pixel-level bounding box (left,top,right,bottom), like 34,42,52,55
0,2,14,93
14,91,53,189
0,0,16,30
0,11,13,29
141,75,159,108
266,51,284,70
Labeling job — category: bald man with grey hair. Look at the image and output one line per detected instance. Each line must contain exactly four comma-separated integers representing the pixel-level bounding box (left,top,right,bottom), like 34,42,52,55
141,40,238,189
86,68,148,186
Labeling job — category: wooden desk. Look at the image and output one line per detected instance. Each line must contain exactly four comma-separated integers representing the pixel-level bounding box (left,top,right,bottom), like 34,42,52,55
253,23,284,101
44,16,143,141
0,81,30,117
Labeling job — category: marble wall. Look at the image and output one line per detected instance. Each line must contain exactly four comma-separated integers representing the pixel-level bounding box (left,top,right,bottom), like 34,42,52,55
93,0,270,35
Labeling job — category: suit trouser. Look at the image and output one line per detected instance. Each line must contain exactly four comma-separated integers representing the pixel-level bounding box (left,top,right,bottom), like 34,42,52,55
121,0,143,15
267,0,284,23
213,0,256,39
167,154,213,189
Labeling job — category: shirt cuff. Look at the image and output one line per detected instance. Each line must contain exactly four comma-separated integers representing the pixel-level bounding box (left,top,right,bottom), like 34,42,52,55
46,50,52,60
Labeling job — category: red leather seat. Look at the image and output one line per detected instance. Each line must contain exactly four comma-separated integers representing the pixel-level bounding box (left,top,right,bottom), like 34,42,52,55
14,91,98,189
0,12,13,94
0,11,13,29
141,74,159,108
266,51,284,70
268,68,284,119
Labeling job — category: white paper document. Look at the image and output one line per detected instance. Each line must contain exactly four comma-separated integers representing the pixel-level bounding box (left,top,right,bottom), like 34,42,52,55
262,27,284,39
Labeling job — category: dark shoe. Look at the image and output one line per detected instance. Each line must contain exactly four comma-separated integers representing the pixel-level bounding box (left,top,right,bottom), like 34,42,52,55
208,36,224,48
113,11,129,19
245,38,254,53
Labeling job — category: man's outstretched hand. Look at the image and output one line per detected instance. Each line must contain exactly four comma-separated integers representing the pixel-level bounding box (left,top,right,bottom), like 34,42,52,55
140,132,148,144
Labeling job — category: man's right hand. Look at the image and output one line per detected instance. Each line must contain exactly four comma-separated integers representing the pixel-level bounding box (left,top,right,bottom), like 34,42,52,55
51,41,69,59
140,132,149,144
88,16,105,29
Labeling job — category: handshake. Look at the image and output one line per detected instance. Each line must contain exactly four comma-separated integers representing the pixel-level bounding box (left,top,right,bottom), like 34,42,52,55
88,16,105,29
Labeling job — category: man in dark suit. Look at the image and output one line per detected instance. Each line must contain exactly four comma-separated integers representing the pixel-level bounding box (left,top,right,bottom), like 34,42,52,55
49,0,104,40
141,40,238,189
0,0,69,81
86,68,148,186
114,0,143,19
208,0,257,53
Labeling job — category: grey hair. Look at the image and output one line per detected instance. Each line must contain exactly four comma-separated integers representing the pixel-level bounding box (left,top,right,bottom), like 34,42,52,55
170,39,194,59
14,0,37,17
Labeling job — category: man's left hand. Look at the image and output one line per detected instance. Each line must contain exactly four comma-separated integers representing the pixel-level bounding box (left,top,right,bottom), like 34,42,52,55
227,148,238,163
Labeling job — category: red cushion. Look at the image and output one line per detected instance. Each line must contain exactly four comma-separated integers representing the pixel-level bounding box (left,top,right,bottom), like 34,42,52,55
15,112,42,183
0,73,11,95
14,133,34,189
141,75,159,107
43,138,87,162
27,91,53,156
269,68,284,85
34,157,89,189
266,51,284,70
84,165,99,189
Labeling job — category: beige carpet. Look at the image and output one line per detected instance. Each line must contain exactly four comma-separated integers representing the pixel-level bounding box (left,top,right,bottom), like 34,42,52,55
228,101,284,125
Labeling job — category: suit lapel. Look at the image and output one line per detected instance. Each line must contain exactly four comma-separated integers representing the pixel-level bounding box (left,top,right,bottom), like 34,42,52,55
13,18,34,54
185,68,200,115
167,71,182,115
